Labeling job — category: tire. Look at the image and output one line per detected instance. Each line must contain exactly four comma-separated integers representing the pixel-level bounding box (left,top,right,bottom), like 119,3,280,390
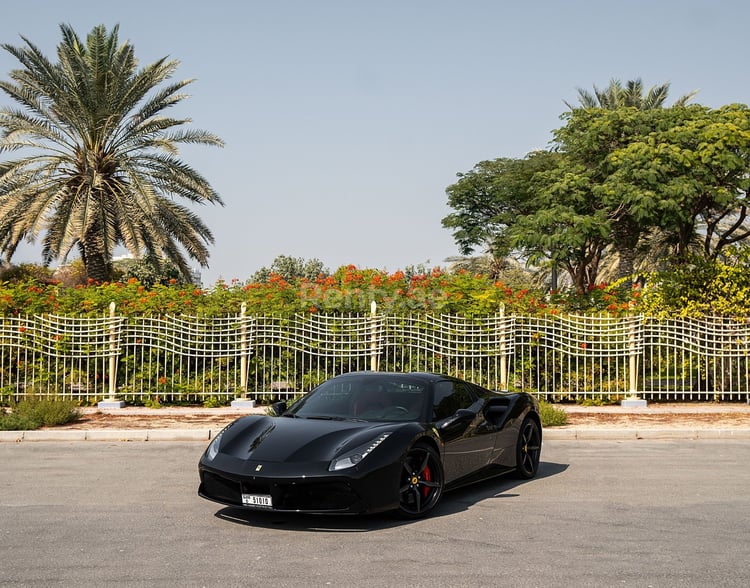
515,416,542,479
397,443,444,518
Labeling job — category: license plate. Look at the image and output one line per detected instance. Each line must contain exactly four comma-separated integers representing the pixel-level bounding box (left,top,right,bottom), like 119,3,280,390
242,493,273,509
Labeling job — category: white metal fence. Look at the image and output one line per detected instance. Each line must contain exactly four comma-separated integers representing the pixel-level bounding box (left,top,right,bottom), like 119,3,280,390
2,303,749,403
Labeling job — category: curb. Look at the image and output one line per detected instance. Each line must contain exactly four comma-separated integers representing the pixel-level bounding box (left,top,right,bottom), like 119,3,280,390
1,428,216,442
3,427,750,442
544,428,750,440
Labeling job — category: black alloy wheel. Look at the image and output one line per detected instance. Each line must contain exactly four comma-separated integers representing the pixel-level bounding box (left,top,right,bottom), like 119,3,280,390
515,416,542,479
398,443,444,518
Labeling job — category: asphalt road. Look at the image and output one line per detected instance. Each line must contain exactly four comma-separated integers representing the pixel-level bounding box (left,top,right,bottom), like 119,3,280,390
1,440,749,587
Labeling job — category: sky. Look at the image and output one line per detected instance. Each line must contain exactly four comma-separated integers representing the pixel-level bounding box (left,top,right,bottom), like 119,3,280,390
2,0,750,284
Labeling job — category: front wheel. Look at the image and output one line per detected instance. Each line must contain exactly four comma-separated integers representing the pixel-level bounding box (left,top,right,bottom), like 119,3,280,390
515,416,542,479
398,444,444,518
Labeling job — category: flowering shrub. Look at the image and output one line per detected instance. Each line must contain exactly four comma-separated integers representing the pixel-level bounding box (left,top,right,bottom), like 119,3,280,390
0,264,669,318
636,249,750,318
547,278,644,316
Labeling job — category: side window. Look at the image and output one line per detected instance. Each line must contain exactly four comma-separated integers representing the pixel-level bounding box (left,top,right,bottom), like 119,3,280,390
432,381,475,420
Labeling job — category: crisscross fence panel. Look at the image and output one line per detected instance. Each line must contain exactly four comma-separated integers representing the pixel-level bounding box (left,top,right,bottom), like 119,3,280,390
378,313,513,390
2,305,750,404
511,314,643,401
119,313,247,400
0,310,123,399
640,316,750,400
248,313,379,396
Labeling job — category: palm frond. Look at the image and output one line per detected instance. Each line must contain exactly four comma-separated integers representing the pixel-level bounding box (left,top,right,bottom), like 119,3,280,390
0,23,224,281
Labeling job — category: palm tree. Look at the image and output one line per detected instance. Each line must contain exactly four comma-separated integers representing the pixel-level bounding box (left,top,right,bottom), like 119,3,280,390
0,24,224,282
566,78,696,111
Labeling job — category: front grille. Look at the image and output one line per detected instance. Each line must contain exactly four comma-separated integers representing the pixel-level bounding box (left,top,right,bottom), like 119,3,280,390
273,481,359,512
202,471,362,512
201,471,242,505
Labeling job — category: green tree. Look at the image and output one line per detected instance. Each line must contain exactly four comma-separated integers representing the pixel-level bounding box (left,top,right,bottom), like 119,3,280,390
444,254,533,285
638,246,750,318
443,154,553,259
0,24,224,283
443,81,750,294
562,79,696,282
117,254,184,287
252,254,328,283
512,158,611,292
605,104,750,262
566,78,696,111
443,150,610,291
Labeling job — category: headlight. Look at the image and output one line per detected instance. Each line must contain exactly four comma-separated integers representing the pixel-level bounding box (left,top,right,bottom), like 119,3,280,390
205,431,224,461
329,432,391,471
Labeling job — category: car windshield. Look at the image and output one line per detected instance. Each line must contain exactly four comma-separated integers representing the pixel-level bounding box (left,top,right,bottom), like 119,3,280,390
287,374,427,422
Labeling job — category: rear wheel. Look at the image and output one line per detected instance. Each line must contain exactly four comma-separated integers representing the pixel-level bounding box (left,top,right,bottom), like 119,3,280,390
515,417,542,479
398,443,444,518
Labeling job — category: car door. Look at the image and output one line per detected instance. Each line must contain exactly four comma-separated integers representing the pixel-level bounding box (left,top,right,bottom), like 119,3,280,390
432,379,496,483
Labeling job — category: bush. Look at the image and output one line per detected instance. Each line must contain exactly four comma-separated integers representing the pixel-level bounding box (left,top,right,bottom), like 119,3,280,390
539,400,568,427
0,397,81,431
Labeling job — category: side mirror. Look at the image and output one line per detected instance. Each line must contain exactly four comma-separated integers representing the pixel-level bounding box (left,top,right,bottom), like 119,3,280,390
271,401,287,416
438,408,475,430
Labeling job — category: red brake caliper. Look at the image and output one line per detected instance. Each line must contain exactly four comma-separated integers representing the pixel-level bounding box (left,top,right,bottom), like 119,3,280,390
421,465,432,498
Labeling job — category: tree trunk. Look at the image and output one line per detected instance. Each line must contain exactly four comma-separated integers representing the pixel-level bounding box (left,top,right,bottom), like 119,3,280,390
612,215,640,284
81,233,112,283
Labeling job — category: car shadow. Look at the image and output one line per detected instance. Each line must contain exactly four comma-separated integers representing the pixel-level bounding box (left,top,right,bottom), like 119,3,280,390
432,460,568,518
211,460,568,532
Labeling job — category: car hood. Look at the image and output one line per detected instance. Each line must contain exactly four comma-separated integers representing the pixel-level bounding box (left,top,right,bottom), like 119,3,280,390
219,415,393,463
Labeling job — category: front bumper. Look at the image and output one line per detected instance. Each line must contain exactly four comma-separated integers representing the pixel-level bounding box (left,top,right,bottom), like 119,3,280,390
198,458,402,515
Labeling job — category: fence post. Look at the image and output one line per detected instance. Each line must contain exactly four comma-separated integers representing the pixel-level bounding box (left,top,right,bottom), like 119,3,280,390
499,304,508,389
629,319,638,394
240,302,248,392
370,300,379,371
97,301,125,408
622,316,647,407
230,302,256,408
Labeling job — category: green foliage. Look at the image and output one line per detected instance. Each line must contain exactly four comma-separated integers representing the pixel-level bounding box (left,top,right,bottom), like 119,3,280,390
117,255,186,288
548,277,642,315
0,397,81,430
0,265,645,318
443,154,557,258
143,396,162,409
567,78,695,110
0,263,55,283
576,395,623,406
3,252,750,320
0,24,224,283
444,87,750,293
252,255,328,283
638,248,750,318
0,385,15,407
539,400,568,427
604,104,750,263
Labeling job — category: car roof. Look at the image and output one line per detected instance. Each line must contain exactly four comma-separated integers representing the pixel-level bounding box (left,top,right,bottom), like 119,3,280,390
333,371,455,385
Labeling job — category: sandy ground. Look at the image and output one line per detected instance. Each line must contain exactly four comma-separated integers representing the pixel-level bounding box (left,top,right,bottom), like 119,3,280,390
45,402,750,430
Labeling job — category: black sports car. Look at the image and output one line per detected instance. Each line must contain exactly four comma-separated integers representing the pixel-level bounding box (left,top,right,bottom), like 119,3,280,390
198,371,542,518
